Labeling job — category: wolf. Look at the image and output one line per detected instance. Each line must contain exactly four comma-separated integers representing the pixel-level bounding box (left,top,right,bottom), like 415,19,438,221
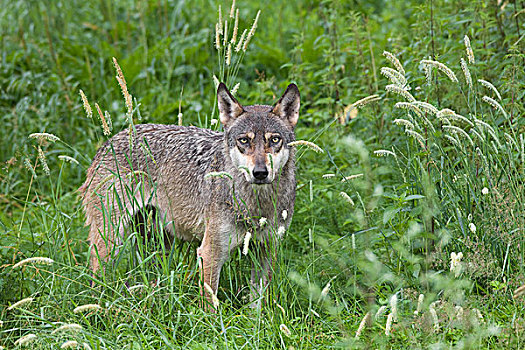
79,82,300,307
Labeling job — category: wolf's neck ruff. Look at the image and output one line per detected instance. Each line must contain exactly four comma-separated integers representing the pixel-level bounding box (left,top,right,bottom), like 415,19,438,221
80,82,300,310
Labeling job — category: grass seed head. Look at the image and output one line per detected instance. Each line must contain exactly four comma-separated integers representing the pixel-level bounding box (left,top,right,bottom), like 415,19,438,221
355,311,371,339
242,231,251,255
460,58,472,89
215,23,221,50
29,132,60,143
374,149,396,157
235,29,247,52
58,155,80,165
482,96,507,118
375,305,387,319
385,313,394,336
464,35,475,64
52,323,83,334
478,79,502,100
513,284,525,299
61,340,79,349
287,140,323,153
385,84,416,102
217,6,223,33
95,103,111,136
203,282,220,309
383,51,405,76
339,191,355,205
231,9,239,44
393,118,414,130
320,281,331,298
226,43,232,66
37,146,50,176
79,90,92,119
279,324,291,337
14,334,37,346
229,0,236,18
390,294,398,321
243,10,260,51
8,297,34,310
420,59,458,83
231,82,240,95
13,257,54,269
73,303,102,314
223,20,228,46
112,57,133,118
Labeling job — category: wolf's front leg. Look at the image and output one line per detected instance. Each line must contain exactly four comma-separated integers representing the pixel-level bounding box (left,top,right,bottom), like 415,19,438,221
197,220,230,312
249,244,274,309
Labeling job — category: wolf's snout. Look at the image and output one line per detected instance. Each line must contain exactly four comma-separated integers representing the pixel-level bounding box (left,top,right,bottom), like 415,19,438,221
253,166,269,180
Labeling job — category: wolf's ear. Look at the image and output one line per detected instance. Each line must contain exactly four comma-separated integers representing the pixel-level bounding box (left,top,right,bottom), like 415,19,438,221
272,83,300,128
217,83,244,126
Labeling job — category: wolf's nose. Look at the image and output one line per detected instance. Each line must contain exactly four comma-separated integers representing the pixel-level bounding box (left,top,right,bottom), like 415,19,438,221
253,167,269,180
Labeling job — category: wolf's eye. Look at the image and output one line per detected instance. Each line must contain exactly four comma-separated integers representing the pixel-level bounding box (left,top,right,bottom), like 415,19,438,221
271,136,281,144
238,137,249,144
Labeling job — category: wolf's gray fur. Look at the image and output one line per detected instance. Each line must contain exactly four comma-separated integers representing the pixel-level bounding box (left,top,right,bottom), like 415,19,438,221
79,83,300,308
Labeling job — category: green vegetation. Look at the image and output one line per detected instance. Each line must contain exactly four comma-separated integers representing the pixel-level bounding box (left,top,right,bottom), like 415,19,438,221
1,0,524,348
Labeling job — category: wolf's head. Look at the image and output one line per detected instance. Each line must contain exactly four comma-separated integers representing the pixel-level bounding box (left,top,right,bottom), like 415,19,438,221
217,83,300,185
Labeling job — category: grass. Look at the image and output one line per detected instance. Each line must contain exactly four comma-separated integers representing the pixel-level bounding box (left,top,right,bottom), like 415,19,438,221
1,0,524,348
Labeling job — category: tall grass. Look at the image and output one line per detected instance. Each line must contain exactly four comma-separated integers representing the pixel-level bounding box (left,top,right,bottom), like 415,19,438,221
1,0,524,348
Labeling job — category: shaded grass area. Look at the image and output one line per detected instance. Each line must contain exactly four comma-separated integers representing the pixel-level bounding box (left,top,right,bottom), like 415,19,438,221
1,0,524,348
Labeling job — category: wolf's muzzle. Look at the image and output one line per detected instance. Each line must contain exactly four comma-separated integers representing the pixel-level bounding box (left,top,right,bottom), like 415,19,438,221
253,165,269,181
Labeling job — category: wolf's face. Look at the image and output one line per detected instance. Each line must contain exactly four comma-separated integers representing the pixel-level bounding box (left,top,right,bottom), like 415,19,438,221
217,83,300,185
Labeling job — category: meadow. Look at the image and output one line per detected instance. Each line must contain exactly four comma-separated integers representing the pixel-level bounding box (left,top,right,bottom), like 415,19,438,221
1,0,524,348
